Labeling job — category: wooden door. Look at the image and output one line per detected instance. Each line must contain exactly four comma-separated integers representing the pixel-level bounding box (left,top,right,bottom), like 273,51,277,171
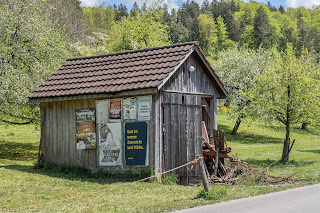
162,92,202,184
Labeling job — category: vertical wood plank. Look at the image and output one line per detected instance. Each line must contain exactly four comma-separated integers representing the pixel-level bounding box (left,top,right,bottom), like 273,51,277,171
48,102,53,162
70,100,76,166
40,103,47,161
213,95,218,130
170,93,177,171
163,93,171,171
75,99,82,167
154,92,161,173
174,94,181,171
194,95,202,157
52,101,57,164
179,95,187,183
62,101,68,165
56,101,63,165
159,91,164,173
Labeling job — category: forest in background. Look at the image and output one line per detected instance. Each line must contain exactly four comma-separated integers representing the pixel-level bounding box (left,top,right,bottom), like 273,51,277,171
1,0,319,162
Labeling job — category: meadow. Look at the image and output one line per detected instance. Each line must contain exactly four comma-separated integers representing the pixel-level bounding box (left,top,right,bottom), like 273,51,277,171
0,111,319,212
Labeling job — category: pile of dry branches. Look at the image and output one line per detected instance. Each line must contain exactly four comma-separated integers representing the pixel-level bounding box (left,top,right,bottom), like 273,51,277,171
209,160,306,185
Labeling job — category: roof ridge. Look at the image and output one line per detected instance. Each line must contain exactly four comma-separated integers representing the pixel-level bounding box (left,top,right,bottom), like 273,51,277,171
66,41,197,61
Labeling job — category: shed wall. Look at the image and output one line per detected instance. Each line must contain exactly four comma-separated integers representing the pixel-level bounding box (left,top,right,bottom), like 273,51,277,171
40,96,154,172
40,99,98,169
154,55,219,183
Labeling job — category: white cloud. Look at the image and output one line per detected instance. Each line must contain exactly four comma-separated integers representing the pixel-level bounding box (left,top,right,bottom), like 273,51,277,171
80,0,98,7
285,0,320,8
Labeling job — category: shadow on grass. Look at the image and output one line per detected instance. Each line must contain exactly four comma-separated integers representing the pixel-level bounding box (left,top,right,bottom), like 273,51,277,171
0,162,153,185
241,158,316,168
298,149,320,154
218,124,283,144
0,140,38,161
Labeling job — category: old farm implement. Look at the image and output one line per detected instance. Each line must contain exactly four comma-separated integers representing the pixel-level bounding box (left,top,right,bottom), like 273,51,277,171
201,121,234,178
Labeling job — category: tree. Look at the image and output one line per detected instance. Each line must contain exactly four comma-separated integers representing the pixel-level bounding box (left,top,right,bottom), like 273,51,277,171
251,44,320,163
253,5,273,48
109,9,170,52
214,47,273,134
216,16,235,51
197,14,218,56
46,0,89,40
0,0,71,124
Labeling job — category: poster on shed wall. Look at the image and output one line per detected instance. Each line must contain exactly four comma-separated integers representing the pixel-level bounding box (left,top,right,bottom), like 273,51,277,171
123,97,137,120
76,108,96,149
125,122,148,166
109,99,121,122
137,96,152,121
96,100,109,123
98,122,122,166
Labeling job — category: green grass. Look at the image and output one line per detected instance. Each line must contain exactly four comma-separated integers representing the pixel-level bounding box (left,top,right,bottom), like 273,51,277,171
0,112,320,212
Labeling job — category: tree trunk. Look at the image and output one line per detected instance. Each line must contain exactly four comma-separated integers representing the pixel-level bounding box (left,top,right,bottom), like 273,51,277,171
281,85,291,163
231,116,242,135
301,122,308,130
280,122,290,163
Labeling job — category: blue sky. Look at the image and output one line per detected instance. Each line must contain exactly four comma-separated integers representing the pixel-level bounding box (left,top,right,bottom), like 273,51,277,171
80,0,320,11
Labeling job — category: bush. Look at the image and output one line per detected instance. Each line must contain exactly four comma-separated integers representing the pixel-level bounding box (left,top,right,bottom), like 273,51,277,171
195,187,227,200
161,172,177,185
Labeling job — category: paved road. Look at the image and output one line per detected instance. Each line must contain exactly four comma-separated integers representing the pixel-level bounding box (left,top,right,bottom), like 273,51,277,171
176,183,320,213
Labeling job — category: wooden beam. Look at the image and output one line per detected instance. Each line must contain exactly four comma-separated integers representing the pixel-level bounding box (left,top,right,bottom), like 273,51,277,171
163,90,213,97
29,88,158,103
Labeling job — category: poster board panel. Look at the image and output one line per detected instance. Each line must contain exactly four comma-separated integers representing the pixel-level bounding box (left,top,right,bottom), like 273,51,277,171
96,100,109,123
123,97,137,120
137,96,152,121
125,122,148,166
76,108,96,149
109,99,121,122
98,123,122,166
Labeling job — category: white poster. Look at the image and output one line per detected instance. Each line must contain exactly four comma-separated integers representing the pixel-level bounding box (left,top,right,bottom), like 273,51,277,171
123,97,137,120
98,123,122,166
96,100,109,123
137,96,152,121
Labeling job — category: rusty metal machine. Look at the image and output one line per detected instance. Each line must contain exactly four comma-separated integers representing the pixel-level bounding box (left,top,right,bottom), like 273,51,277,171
201,121,234,178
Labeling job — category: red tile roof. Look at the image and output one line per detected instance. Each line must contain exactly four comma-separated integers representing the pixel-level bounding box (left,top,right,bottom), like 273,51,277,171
29,42,196,99
28,42,227,100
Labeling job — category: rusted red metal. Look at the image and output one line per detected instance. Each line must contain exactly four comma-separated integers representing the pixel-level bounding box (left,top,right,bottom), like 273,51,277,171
201,121,234,178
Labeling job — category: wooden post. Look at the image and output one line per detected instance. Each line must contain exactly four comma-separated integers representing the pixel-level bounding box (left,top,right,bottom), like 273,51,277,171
198,157,210,192
214,148,219,176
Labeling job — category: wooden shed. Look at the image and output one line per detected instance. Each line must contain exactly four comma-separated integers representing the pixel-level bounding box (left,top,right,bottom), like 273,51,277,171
28,42,227,184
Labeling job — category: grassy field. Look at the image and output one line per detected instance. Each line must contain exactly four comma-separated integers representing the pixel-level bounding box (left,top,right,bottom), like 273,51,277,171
0,111,320,212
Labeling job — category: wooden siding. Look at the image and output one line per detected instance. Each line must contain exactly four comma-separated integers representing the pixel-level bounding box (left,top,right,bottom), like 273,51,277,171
40,99,98,169
162,92,202,184
40,94,155,172
163,55,218,96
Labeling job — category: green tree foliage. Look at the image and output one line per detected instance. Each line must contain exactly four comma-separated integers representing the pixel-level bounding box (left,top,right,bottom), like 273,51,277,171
253,5,274,48
216,16,235,51
197,14,217,56
250,44,320,163
109,9,170,52
0,0,71,124
214,47,272,134
82,5,115,33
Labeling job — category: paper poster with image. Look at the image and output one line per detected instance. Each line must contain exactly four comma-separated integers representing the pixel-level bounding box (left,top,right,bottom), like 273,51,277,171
95,100,109,123
98,123,122,166
123,97,137,120
137,96,152,121
76,108,96,149
109,99,121,122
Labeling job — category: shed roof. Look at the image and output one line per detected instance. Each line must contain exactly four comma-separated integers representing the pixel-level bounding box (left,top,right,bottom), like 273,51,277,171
28,42,227,101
